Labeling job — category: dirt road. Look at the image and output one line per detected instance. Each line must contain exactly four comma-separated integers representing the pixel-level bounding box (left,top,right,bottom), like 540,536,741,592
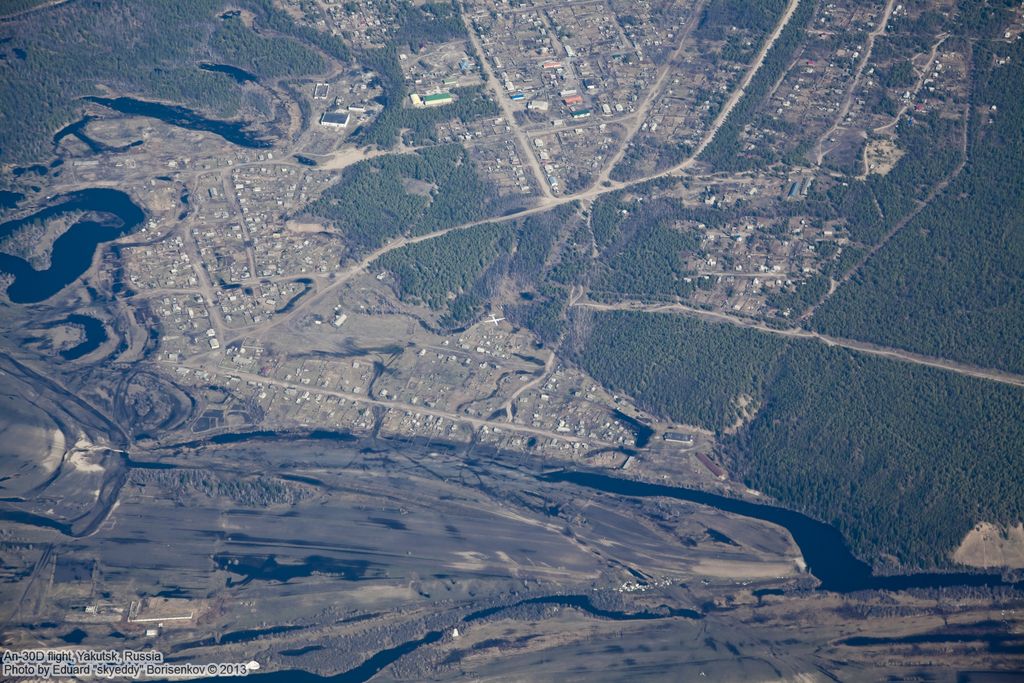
246,0,807,339
665,0,803,172
593,0,709,186
572,299,1024,388
181,360,615,448
814,0,897,165
463,9,551,198
801,83,971,322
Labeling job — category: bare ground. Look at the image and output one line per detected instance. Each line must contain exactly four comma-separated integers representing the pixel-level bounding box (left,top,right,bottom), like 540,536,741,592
953,522,1024,569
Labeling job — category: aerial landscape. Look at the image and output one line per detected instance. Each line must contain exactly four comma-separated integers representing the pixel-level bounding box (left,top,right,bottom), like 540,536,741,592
0,0,1022,680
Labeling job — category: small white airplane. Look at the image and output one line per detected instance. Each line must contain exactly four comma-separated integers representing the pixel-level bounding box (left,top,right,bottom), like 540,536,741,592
484,313,505,326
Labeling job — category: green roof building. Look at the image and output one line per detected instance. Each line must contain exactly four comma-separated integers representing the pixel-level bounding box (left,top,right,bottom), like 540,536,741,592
421,92,453,107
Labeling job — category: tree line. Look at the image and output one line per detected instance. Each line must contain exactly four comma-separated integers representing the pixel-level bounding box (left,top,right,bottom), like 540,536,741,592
572,309,1024,570
812,21,1024,375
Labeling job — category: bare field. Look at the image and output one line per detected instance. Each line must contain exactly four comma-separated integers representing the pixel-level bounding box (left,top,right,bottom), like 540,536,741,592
954,522,1024,569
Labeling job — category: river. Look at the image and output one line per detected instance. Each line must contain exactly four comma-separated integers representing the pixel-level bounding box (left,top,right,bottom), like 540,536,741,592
7,429,1020,681
542,470,1020,594
157,593,699,683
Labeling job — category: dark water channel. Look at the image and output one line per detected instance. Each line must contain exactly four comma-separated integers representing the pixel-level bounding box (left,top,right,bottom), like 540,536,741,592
85,96,271,149
543,470,1021,594
0,188,144,303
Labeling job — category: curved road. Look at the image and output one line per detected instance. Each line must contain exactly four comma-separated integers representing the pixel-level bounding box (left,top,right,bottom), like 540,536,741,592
256,0,805,336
